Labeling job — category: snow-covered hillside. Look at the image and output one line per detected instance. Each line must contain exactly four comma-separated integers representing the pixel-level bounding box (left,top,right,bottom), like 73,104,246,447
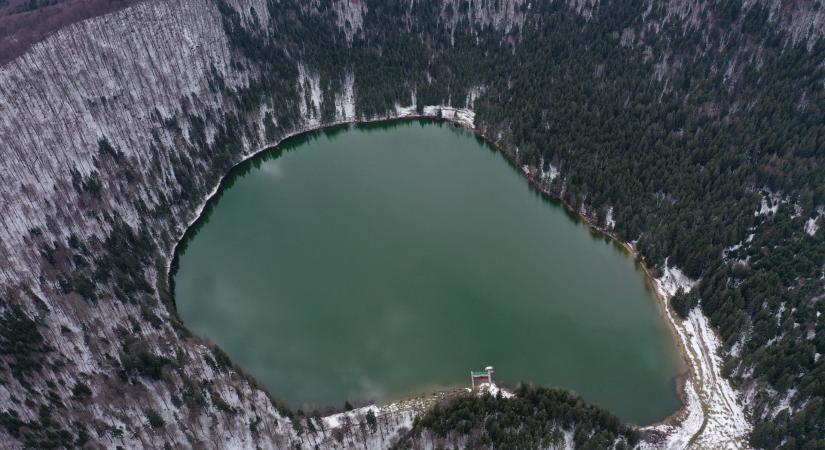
9,0,821,447
0,1,493,446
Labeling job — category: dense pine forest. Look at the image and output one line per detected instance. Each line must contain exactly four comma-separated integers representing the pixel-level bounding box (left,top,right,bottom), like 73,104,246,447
211,0,825,446
394,385,640,449
214,1,825,448
0,0,823,447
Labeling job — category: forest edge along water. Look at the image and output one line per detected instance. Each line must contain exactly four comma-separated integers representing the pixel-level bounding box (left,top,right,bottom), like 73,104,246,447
169,113,690,427
169,116,686,426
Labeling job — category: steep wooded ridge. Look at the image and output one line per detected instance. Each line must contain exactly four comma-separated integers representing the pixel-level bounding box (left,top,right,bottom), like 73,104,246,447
0,0,823,448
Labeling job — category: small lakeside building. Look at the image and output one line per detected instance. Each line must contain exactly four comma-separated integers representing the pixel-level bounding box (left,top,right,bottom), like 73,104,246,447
470,366,495,389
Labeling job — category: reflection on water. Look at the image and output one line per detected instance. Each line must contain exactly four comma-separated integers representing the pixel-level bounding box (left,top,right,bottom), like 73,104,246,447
174,120,684,425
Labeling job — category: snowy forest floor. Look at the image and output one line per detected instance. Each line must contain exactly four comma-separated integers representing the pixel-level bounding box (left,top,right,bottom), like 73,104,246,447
639,265,751,449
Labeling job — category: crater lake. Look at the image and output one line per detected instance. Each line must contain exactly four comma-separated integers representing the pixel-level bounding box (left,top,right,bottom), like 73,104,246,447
174,120,684,425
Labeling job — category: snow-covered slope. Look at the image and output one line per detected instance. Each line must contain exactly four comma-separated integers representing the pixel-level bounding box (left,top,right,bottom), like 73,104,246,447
0,0,496,446
0,1,294,447
0,0,782,447
0,0,423,446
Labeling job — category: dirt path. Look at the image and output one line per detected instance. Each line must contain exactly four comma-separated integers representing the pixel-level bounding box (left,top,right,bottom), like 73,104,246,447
641,267,751,449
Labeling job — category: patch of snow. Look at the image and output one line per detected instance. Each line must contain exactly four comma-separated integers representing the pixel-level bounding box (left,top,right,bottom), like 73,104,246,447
724,232,751,254
776,302,786,325
755,190,782,217
729,343,742,360
724,243,742,256
334,73,356,121
544,163,559,181
422,105,475,128
643,306,750,448
534,156,559,184
394,103,418,117
656,258,698,296
322,404,379,430
332,0,366,39
644,261,750,449
465,85,486,109
805,217,819,236
725,232,757,258
562,429,575,450
772,389,797,416
476,382,514,399
312,394,438,448
297,64,323,124
605,207,616,229
389,104,475,129
684,308,750,447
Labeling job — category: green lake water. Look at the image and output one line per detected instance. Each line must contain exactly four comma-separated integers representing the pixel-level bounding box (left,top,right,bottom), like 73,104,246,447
174,120,684,424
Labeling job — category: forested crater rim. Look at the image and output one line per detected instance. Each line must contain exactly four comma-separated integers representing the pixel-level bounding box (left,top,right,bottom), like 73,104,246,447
166,112,689,426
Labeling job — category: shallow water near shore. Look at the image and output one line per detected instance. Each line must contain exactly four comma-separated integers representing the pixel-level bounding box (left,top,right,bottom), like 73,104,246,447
174,120,684,424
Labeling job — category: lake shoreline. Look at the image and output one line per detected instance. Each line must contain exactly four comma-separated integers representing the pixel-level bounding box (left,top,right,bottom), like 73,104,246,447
164,106,737,442
484,121,750,446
